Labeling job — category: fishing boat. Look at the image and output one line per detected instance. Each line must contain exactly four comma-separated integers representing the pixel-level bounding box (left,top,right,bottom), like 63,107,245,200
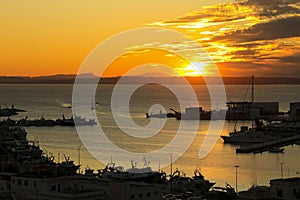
98,160,166,184
146,109,177,119
221,126,277,144
221,76,280,144
165,168,215,194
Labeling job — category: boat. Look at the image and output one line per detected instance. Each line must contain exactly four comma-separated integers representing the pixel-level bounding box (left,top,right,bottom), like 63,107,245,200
221,126,277,144
73,115,97,126
15,116,56,126
1,115,96,127
32,116,56,126
0,125,79,175
55,115,75,126
178,107,227,120
165,169,215,194
205,183,237,200
0,104,26,117
98,160,166,184
146,109,177,119
126,158,153,173
0,125,105,199
221,76,282,144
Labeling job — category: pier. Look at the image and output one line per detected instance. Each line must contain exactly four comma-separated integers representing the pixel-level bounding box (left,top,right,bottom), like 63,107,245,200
236,135,300,153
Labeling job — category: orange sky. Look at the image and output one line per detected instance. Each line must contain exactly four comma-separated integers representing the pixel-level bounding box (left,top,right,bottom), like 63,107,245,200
1,0,299,77
0,0,226,76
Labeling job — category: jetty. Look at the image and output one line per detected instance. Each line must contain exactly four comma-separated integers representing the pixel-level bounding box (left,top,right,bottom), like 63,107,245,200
236,135,300,153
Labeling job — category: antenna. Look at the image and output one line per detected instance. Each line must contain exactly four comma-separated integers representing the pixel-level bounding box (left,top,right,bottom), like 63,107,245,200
280,162,284,179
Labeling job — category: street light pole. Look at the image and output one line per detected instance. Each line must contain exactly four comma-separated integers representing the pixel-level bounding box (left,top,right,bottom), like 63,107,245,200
78,145,81,174
169,153,173,176
169,152,173,194
235,165,240,193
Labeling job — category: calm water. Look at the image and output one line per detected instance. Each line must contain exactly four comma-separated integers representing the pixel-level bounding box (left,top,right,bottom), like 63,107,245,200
1,84,300,191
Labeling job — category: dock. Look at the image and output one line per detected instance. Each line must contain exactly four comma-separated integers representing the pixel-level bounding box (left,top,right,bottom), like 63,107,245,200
236,135,300,153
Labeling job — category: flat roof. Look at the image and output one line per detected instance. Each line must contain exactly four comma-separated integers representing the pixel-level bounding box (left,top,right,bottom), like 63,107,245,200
227,101,279,104
271,177,300,183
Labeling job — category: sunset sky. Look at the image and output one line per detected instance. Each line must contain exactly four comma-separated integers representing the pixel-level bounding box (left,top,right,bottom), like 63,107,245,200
0,0,299,77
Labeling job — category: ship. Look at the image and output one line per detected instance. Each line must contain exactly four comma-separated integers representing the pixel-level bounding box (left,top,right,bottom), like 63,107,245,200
146,109,177,119
0,104,26,117
164,168,215,195
0,126,80,175
0,125,108,199
0,115,97,127
98,160,166,184
221,126,277,144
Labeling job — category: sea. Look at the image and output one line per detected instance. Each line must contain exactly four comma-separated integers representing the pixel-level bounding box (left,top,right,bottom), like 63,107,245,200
1,83,300,191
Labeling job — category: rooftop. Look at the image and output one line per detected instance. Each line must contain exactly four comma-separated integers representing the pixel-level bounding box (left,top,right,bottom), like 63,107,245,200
270,177,300,183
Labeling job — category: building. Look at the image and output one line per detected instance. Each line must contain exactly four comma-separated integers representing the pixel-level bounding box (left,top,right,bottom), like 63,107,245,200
238,186,271,200
226,102,279,120
290,102,300,116
253,102,279,116
270,177,300,200
108,181,161,200
181,107,202,119
0,173,12,199
10,175,105,200
238,177,300,200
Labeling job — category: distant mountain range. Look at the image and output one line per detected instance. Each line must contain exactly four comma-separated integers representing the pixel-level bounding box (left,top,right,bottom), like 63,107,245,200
1,74,300,84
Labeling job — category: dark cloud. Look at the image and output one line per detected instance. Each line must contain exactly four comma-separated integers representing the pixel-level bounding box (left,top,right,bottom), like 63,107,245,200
257,5,300,18
164,13,213,24
233,49,257,56
246,0,300,5
279,53,300,63
214,16,300,42
218,61,300,77
209,16,246,23
154,0,300,77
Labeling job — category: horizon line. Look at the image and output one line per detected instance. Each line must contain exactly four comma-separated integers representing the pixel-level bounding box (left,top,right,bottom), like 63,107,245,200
1,73,300,79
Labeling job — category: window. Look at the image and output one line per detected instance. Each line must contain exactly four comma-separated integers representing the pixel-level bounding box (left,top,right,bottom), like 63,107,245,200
33,181,36,187
277,189,283,197
131,194,135,199
12,179,15,184
51,185,56,191
147,192,150,197
17,179,22,185
24,180,29,186
139,193,143,198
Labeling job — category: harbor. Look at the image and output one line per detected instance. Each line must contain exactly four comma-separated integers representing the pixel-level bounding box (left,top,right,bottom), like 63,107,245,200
1,83,300,191
1,123,299,199
236,135,300,154
0,124,224,199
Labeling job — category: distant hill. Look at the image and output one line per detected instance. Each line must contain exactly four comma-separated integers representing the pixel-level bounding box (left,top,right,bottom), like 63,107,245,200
1,74,300,85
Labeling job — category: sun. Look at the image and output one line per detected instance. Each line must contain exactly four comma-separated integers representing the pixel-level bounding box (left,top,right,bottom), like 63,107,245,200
176,62,207,76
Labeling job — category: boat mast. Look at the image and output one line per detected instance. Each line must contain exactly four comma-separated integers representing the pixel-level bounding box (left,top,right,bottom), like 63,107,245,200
251,75,254,129
251,75,254,103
